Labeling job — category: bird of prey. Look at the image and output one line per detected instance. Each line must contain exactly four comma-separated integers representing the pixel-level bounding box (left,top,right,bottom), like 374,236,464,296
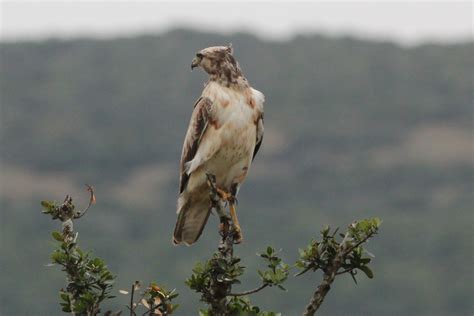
173,45,264,246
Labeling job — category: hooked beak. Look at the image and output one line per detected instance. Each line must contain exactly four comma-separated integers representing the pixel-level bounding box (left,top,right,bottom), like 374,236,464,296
191,57,200,70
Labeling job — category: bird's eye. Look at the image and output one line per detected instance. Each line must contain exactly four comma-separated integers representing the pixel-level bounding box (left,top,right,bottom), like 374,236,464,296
196,53,204,58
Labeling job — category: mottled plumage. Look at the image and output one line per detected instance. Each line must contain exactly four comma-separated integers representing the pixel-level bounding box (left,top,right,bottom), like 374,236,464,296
173,45,264,245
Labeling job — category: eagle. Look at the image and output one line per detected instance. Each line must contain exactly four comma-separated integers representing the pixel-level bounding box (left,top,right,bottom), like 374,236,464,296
173,45,264,246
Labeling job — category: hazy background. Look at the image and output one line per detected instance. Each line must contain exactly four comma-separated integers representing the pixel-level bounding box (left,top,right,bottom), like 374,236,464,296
1,1,473,43
1,1,473,315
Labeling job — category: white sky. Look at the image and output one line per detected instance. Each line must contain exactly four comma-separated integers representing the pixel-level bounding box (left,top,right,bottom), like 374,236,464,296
0,1,472,44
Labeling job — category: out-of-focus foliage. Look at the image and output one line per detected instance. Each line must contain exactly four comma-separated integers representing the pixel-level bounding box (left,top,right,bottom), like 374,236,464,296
0,30,472,315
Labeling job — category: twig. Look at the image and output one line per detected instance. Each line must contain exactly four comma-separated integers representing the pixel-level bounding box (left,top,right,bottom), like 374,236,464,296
74,184,96,219
129,283,136,316
229,283,268,297
145,301,154,316
295,265,314,277
335,268,355,276
342,232,376,256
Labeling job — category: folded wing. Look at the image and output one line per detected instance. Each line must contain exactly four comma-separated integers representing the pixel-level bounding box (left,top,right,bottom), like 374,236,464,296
174,97,215,245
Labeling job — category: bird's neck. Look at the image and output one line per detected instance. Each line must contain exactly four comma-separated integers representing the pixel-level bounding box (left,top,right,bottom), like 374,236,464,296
209,64,249,89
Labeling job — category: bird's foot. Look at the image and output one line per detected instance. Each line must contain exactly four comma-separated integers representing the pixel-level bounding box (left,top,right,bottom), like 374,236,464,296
206,173,242,243
206,174,238,204
215,186,233,202
232,224,243,244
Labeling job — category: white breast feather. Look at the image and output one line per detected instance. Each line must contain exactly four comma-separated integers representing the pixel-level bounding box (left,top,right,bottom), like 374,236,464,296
186,82,263,189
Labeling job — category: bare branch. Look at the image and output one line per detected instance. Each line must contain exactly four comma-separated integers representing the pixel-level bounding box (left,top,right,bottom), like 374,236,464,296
229,283,269,297
74,184,96,219
129,282,136,316
295,265,314,277
302,251,343,316
335,268,355,276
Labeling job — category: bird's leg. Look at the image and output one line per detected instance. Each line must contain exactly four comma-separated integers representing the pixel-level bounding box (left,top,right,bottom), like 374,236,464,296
214,187,239,240
206,173,243,243
215,187,242,243
228,200,243,244
206,174,231,237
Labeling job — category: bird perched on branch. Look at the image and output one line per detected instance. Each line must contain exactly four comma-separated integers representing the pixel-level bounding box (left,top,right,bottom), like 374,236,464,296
173,45,265,246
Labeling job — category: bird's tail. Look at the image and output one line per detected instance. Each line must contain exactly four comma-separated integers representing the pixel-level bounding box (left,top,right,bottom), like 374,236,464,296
173,193,211,246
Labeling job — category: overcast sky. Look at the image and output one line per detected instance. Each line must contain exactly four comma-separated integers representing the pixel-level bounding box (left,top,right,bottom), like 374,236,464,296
1,1,472,44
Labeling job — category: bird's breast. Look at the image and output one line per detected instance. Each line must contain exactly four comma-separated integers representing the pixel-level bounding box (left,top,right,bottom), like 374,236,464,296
205,102,257,188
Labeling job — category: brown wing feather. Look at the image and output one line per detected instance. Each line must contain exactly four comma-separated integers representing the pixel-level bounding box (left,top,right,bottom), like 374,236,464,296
179,97,213,193
252,112,264,161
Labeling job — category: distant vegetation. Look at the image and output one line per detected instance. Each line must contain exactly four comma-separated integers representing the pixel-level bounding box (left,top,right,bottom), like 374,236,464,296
0,30,472,315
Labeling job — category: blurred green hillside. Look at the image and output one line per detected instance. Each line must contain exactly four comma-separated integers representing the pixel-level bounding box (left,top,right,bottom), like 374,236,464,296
0,29,472,315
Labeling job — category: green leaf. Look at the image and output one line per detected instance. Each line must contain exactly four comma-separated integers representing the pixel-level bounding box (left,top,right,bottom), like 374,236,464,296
258,253,269,259
72,300,87,313
51,231,64,242
359,265,374,279
61,305,72,313
321,225,330,235
41,200,54,209
199,310,210,316
298,248,305,257
371,217,382,227
360,258,371,264
51,251,67,263
60,292,70,302
171,304,180,311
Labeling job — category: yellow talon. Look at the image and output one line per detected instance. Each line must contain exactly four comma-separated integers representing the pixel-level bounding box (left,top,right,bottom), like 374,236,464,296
215,186,232,201
229,202,243,244
214,185,243,243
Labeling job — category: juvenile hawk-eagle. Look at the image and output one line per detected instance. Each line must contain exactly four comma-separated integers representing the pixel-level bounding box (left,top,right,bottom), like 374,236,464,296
173,45,264,245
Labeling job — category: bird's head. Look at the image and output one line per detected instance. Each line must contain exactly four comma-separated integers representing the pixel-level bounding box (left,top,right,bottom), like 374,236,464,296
191,45,246,86
191,45,233,72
